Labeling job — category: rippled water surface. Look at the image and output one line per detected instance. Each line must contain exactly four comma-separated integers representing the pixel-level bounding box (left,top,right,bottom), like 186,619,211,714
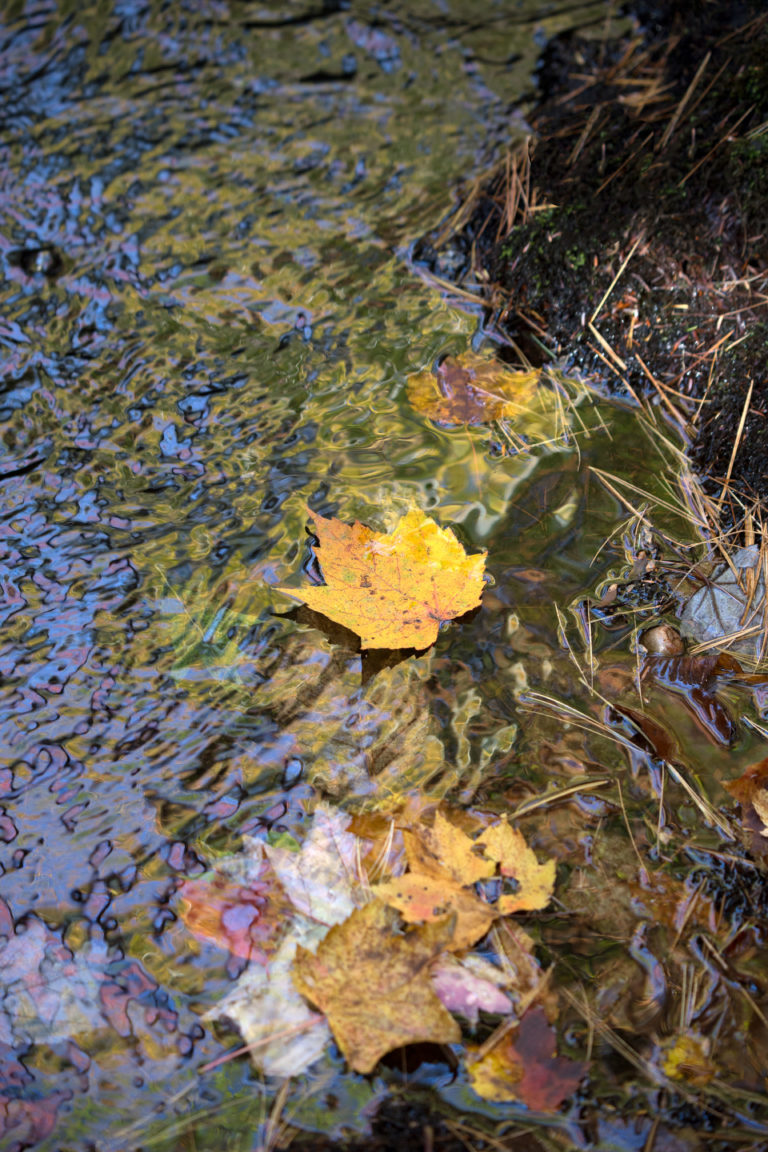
3,3,754,1150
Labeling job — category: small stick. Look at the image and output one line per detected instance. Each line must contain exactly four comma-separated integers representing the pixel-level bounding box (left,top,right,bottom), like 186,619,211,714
588,322,627,370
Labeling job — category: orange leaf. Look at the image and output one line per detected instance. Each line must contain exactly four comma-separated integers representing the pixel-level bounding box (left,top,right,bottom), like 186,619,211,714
277,507,486,650
476,819,556,913
373,873,496,951
293,899,460,1073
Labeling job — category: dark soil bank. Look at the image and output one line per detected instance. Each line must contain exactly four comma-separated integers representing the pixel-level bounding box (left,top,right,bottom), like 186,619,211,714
416,0,768,515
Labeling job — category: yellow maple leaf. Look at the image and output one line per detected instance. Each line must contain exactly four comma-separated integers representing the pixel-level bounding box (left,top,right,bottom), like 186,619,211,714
476,818,556,913
417,811,496,886
277,507,486,649
374,814,496,951
293,899,460,1073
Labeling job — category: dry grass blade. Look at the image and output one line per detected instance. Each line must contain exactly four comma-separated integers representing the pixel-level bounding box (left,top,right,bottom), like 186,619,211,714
588,321,627,370
590,235,643,324
658,50,711,152
198,1017,326,1076
590,467,709,531
679,103,755,186
508,779,610,820
561,987,664,1083
634,352,691,438
716,377,754,513
664,761,734,839
518,691,643,758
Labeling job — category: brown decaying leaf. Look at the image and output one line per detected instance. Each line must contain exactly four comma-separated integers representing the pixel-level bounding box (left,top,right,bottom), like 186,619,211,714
407,353,540,427
276,507,486,650
725,757,768,851
468,1006,586,1109
641,652,738,746
475,818,556,913
292,899,460,1074
613,703,680,763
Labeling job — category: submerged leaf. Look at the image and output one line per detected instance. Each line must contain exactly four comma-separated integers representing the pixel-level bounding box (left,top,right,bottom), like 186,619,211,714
642,652,738,746
208,925,330,1078
177,864,288,967
475,819,556,913
468,1007,586,1109
293,899,460,1073
276,507,486,649
264,804,363,926
680,545,768,658
407,353,541,427
431,955,514,1023
373,872,496,951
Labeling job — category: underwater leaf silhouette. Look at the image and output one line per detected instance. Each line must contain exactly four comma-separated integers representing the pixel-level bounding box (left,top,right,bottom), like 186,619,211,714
277,507,486,649
641,652,739,746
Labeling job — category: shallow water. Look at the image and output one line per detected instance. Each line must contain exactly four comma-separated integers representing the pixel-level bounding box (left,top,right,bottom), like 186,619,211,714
3,3,767,1150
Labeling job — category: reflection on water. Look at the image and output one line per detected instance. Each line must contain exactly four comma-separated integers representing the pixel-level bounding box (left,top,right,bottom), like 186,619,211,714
0,1,724,1148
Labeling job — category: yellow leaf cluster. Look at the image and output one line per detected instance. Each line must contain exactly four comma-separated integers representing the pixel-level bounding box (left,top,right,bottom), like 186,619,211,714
374,811,554,951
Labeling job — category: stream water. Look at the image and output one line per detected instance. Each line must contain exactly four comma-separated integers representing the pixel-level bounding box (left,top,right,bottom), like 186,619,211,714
3,3,768,1151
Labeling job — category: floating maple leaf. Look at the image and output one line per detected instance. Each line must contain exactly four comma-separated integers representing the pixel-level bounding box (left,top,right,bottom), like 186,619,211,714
277,507,486,649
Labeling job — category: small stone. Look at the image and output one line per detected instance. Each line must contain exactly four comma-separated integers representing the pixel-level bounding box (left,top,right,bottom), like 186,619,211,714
641,624,685,655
